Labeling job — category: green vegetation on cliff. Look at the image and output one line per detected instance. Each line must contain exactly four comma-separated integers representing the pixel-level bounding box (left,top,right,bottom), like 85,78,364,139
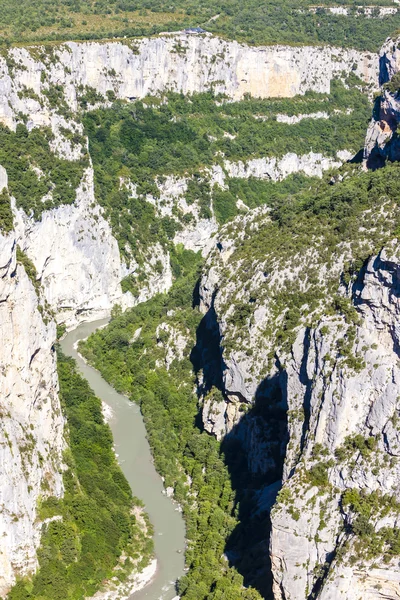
215,162,400,359
0,188,13,232
8,351,153,600
0,0,399,51
78,163,400,598
0,123,87,220
342,488,400,562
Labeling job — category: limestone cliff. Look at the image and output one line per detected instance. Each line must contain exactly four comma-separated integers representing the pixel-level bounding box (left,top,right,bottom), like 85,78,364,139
197,184,400,598
12,165,131,328
0,35,378,326
0,37,378,135
364,37,400,167
0,232,64,596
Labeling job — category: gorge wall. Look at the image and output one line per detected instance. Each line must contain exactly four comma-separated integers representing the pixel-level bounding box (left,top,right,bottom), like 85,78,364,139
198,211,400,598
0,36,379,133
364,37,400,167
191,38,400,598
0,232,64,595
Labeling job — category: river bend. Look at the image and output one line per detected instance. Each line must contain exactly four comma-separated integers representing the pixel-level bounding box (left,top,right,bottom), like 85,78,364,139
61,318,186,600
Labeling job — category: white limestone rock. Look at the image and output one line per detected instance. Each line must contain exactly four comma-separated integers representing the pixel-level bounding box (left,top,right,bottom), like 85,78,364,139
134,242,173,306
0,232,64,596
364,37,400,166
0,38,379,134
12,166,131,329
224,151,353,181
198,198,400,598
156,321,189,370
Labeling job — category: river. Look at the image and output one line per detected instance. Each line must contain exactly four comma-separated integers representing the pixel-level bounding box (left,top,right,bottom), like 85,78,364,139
61,318,186,600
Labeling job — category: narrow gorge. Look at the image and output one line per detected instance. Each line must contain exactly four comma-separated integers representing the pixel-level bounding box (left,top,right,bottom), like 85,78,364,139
2,3,400,600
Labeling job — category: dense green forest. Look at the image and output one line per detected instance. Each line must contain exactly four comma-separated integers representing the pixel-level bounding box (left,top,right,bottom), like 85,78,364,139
80,162,400,598
8,351,153,600
0,0,399,50
0,123,87,220
84,80,371,268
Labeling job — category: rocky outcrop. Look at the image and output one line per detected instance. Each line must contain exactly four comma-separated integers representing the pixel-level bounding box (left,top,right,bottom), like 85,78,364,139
224,151,353,181
310,6,398,18
0,232,64,595
364,89,400,167
12,165,132,328
377,37,400,86
197,193,400,598
364,37,400,167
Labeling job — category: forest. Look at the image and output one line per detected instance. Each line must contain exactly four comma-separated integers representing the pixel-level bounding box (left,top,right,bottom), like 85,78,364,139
0,0,399,50
0,123,87,220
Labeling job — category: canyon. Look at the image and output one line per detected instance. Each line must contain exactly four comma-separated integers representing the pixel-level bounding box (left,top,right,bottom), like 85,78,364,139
1,25,400,600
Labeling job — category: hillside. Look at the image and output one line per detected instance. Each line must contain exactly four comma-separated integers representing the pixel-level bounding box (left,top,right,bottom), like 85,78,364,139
78,33,400,600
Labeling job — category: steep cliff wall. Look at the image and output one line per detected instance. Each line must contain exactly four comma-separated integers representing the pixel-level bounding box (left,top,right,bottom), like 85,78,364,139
0,37,379,135
47,37,378,102
0,232,64,596
197,166,400,598
364,37,400,167
270,244,400,600
12,165,131,328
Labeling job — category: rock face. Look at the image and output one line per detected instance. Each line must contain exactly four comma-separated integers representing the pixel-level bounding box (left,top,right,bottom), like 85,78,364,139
364,37,400,167
196,189,400,598
12,166,131,328
0,37,378,135
0,232,64,596
59,36,376,101
270,245,400,600
224,151,353,181
377,37,400,86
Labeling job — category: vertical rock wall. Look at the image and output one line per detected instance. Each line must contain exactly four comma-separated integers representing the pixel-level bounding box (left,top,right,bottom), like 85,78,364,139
0,232,64,596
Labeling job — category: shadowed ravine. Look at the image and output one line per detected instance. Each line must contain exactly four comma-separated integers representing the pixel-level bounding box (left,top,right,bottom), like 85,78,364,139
61,318,185,600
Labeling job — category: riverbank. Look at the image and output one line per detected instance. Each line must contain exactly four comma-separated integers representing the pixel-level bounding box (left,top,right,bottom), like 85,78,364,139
61,318,186,600
89,559,157,600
